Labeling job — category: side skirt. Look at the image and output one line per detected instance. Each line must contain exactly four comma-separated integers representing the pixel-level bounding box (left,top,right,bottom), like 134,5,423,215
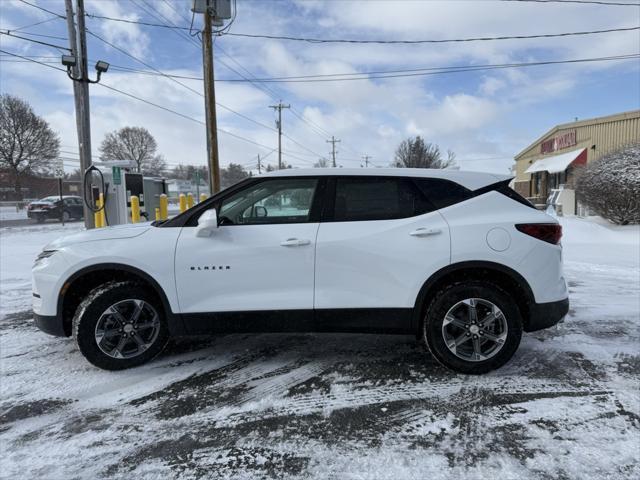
180,308,413,335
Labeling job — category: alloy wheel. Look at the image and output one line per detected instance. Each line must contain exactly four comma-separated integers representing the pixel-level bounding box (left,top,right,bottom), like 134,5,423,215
94,299,161,360
441,298,508,362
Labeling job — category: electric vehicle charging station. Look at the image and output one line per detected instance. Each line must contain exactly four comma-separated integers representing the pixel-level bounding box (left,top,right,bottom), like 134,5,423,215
84,161,167,226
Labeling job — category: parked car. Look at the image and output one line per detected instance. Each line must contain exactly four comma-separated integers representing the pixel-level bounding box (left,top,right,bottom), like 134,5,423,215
32,169,568,373
27,196,84,223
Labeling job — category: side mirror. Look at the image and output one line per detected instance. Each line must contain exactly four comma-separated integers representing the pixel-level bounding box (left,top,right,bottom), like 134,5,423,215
195,208,218,237
255,206,267,218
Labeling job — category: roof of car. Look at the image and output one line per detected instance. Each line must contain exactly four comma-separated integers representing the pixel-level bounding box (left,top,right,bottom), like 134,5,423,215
259,168,510,191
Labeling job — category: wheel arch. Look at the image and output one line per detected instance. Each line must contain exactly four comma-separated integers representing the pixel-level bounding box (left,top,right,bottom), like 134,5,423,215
412,261,535,335
57,263,184,337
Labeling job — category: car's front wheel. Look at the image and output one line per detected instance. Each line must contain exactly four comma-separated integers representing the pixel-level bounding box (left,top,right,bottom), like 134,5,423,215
423,281,522,374
73,281,169,370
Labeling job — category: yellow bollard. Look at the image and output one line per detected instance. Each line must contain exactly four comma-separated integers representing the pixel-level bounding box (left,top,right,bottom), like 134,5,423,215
130,195,141,223
155,207,160,221
179,193,187,213
159,194,168,220
199,193,208,203
94,194,102,228
98,193,106,227
187,193,194,209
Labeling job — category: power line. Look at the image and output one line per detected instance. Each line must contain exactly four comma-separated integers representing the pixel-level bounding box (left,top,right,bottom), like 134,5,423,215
18,0,65,18
212,54,640,83
85,12,190,30
0,30,70,51
501,0,640,6
0,48,66,71
49,53,638,83
1,30,68,41
85,2,334,157
9,16,61,32
223,25,640,44
0,49,282,159
80,10,640,42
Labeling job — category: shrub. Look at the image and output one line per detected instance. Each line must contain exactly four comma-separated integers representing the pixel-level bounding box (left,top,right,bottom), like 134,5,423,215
575,144,640,225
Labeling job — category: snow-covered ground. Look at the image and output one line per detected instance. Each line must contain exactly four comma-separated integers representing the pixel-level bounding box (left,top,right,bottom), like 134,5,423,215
1,217,638,479
0,206,27,222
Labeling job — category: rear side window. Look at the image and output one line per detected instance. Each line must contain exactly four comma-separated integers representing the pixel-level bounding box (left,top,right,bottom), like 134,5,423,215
413,178,473,210
333,177,432,221
473,180,535,208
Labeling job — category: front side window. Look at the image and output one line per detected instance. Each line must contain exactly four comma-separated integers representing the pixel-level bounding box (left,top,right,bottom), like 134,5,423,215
218,178,318,225
333,177,431,222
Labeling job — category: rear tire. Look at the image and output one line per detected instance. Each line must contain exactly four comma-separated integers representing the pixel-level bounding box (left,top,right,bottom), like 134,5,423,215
423,281,522,374
73,281,170,370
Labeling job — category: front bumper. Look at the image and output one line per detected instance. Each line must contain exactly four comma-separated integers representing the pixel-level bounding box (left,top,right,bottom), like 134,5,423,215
34,312,67,337
525,297,569,332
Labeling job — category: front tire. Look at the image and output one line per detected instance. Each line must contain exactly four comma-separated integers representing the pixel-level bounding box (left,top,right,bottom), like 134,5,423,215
73,281,170,370
423,281,522,374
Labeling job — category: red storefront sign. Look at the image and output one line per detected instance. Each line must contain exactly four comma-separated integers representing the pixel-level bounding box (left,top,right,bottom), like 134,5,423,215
540,130,577,154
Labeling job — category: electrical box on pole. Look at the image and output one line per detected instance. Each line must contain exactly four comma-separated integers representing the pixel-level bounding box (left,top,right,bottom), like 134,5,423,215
192,0,232,22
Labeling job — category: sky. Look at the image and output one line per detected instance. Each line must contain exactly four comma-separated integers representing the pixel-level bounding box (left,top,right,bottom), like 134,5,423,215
1,0,639,176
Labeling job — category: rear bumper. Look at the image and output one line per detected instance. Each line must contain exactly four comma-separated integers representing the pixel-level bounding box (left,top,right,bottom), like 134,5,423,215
34,312,67,337
525,297,569,332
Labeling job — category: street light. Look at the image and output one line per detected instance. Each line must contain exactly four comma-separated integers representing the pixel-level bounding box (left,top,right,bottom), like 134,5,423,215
61,55,77,67
95,60,109,74
61,56,109,84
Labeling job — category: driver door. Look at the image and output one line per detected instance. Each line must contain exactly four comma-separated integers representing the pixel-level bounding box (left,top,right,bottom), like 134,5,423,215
174,177,322,316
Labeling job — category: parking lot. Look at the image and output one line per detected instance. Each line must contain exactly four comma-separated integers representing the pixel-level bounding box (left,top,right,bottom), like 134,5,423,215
1,219,638,479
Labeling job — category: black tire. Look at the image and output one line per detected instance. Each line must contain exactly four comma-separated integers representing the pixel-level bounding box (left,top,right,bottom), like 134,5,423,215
35,214,45,224
423,281,522,374
73,281,170,370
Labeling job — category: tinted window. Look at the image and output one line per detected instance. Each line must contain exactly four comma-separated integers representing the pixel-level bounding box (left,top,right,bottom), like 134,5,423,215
219,178,318,225
413,178,473,210
474,180,535,208
333,177,431,221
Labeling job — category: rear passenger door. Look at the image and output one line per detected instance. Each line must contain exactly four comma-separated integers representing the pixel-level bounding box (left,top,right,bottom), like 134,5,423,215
314,176,451,310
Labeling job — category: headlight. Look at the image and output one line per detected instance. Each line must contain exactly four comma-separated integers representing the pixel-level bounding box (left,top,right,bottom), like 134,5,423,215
34,250,57,265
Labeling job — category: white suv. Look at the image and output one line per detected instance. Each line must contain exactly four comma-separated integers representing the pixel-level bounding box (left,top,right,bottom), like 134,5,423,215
32,169,568,373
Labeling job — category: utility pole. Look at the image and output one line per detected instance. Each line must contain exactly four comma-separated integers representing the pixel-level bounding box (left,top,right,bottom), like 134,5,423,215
362,155,371,168
327,136,341,168
257,154,261,174
64,0,94,228
202,8,221,194
269,102,290,169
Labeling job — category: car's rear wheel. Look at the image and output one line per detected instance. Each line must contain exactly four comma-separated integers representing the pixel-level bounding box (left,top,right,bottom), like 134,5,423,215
73,281,169,370
423,281,522,374
62,210,71,222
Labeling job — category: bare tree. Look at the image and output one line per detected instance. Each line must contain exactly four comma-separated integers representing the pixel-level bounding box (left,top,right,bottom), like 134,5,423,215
265,162,292,172
170,164,208,182
0,94,60,198
393,136,455,169
99,126,166,174
221,163,249,188
314,158,330,168
576,143,640,225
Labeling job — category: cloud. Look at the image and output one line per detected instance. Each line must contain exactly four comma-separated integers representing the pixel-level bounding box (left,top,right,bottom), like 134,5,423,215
90,1,150,58
1,0,638,178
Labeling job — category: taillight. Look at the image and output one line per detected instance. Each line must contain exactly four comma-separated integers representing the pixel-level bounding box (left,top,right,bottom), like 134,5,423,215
515,223,562,245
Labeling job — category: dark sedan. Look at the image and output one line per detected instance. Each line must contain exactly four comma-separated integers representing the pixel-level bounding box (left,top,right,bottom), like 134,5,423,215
27,196,84,223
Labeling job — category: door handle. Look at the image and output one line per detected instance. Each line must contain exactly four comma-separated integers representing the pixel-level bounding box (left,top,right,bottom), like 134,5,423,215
409,227,442,237
280,238,311,247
